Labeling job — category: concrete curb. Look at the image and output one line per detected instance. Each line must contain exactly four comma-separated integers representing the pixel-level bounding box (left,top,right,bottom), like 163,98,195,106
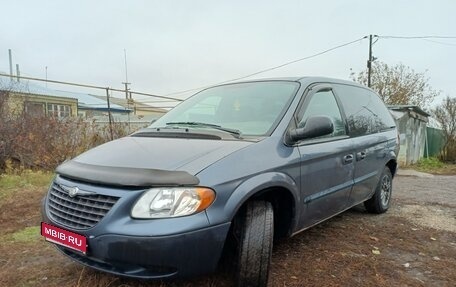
397,169,434,178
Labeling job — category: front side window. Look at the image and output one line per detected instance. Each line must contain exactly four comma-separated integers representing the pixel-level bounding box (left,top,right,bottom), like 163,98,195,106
151,81,300,136
297,89,346,138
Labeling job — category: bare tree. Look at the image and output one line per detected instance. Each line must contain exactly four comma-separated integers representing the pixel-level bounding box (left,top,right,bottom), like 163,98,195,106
351,61,440,108
433,96,456,162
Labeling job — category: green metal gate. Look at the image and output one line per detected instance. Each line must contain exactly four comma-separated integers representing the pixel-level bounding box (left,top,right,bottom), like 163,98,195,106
425,127,445,158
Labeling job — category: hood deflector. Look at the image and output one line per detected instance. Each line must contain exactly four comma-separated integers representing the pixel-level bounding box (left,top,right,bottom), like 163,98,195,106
56,160,200,187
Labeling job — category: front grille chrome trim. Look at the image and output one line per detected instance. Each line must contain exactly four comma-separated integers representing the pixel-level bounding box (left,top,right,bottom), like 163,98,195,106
47,181,119,230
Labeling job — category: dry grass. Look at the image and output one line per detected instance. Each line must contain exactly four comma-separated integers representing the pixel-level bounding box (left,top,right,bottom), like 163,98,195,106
410,157,456,175
1,172,455,287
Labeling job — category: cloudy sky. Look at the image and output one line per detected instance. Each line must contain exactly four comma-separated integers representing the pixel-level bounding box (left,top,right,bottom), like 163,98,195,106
1,0,455,105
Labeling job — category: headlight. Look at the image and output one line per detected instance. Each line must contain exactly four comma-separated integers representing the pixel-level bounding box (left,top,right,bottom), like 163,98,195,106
131,187,215,219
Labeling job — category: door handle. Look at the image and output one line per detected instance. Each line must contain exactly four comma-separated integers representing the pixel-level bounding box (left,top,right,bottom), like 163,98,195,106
356,151,366,161
343,154,354,164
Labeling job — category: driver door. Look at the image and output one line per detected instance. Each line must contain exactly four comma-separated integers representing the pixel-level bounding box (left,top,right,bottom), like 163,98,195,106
295,85,355,230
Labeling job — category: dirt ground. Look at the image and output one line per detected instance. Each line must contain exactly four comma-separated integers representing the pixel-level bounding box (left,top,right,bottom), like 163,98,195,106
0,172,455,287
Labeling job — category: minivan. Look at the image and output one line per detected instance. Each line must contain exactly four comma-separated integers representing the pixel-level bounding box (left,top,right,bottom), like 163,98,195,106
41,77,399,287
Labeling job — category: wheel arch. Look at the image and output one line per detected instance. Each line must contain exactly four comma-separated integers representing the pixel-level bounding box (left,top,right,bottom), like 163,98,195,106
248,186,296,238
386,158,397,177
225,172,300,238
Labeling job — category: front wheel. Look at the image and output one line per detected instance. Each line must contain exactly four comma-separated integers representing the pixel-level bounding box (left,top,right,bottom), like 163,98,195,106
236,200,274,287
364,167,393,213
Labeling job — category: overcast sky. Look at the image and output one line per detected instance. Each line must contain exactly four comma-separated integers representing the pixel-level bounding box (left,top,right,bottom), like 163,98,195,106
1,0,455,105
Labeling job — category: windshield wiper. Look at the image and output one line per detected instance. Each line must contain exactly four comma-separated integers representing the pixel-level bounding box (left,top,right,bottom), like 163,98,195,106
165,122,242,138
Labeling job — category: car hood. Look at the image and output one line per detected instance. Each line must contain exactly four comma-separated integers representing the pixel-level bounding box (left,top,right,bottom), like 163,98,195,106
60,136,253,184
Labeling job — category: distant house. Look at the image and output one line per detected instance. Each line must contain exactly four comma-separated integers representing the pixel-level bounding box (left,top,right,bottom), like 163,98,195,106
53,90,131,118
388,105,430,165
1,81,78,118
0,80,130,118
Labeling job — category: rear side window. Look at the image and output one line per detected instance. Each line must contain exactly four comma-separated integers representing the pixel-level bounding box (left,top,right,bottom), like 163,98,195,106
334,84,396,137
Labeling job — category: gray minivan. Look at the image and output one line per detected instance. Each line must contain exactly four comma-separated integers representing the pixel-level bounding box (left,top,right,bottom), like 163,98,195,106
41,77,399,287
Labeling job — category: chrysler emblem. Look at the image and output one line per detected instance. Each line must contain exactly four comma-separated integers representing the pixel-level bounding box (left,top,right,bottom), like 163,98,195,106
59,184,94,198
67,186,79,197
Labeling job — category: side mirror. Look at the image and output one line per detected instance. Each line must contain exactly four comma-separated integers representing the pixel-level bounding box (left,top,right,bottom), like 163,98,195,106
287,116,334,144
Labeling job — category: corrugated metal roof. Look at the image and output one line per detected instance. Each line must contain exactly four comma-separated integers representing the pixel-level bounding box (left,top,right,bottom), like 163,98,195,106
3,80,129,112
91,95,168,113
388,105,430,117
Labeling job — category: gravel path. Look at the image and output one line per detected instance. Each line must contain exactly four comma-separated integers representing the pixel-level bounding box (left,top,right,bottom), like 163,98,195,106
394,171,456,207
393,171,456,233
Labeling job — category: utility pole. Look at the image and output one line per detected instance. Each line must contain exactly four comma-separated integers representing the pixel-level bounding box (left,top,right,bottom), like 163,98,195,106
122,49,131,100
8,49,13,81
123,81,132,133
16,64,20,82
367,34,378,88
123,82,131,99
122,49,132,133
106,88,114,140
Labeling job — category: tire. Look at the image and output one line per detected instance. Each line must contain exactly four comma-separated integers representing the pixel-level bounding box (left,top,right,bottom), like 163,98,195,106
236,201,274,287
364,167,393,214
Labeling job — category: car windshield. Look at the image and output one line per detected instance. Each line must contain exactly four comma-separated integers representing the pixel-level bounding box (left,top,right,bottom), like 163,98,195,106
150,81,299,136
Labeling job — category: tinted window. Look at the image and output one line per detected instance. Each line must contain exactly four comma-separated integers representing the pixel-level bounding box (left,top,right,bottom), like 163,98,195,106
335,84,396,137
297,89,346,138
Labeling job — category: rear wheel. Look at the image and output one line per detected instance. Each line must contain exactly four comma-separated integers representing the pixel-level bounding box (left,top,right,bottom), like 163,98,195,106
365,167,393,213
236,200,274,287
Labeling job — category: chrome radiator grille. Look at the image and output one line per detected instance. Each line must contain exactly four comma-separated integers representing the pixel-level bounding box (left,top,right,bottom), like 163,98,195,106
47,182,119,229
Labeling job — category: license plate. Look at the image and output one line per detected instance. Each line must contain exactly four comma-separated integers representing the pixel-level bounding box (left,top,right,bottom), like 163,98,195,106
41,222,87,254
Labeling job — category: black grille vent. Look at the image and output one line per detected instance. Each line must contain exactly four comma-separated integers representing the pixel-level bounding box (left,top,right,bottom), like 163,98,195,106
47,182,119,229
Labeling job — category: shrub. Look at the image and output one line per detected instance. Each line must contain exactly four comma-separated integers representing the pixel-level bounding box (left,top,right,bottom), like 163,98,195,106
0,90,130,172
433,96,456,162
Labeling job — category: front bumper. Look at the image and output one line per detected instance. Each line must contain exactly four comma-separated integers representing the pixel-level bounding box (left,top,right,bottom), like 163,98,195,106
51,221,231,279
41,176,231,279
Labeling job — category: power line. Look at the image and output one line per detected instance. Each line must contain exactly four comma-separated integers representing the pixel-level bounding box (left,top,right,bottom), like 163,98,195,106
165,36,369,96
0,73,183,102
378,35,456,39
422,39,456,47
